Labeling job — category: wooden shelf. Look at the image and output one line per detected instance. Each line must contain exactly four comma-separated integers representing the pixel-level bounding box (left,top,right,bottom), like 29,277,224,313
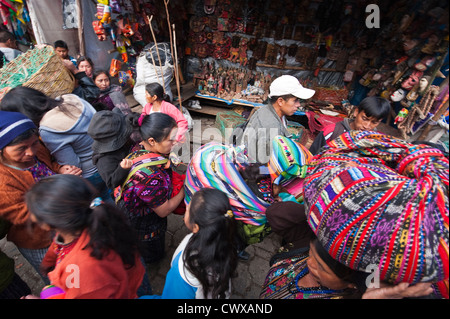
186,104,227,117
256,63,344,72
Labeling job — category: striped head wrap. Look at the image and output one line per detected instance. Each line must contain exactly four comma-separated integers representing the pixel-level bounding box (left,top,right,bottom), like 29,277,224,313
304,131,449,296
185,142,269,226
268,135,313,185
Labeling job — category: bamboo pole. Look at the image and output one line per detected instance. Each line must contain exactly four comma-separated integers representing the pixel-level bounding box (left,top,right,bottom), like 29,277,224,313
164,0,175,66
172,23,182,110
147,15,166,92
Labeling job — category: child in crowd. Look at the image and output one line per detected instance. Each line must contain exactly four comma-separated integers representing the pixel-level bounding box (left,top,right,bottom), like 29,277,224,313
53,40,77,66
141,188,238,299
309,96,390,155
138,82,188,144
23,174,146,299
88,109,139,190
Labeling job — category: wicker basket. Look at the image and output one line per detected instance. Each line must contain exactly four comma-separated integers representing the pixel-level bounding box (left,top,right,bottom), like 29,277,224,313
0,46,75,101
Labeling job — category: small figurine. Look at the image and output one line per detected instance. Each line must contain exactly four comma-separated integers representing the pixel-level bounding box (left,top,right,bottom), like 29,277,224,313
394,108,409,124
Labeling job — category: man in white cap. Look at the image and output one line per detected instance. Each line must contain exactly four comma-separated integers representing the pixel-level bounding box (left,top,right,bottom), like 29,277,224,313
231,75,315,163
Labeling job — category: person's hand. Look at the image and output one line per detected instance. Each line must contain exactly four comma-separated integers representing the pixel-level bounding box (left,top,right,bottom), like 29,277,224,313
21,295,40,299
35,44,51,50
61,59,79,74
58,165,82,176
120,159,133,169
362,282,433,299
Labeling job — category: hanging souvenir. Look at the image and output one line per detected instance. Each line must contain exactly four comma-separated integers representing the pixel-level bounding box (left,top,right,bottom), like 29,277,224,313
394,108,409,124
217,11,229,32
97,3,111,25
204,0,216,15
109,58,122,77
190,16,205,33
110,0,121,13
401,70,423,90
92,20,107,41
116,39,128,63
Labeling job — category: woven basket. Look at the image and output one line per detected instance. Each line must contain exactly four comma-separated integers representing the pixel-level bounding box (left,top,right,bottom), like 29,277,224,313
0,46,75,101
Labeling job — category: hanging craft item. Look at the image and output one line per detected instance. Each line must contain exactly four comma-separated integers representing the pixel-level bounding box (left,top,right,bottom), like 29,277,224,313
92,20,107,41
394,107,409,125
217,11,229,32
118,70,134,87
204,0,216,15
109,58,122,77
397,85,441,139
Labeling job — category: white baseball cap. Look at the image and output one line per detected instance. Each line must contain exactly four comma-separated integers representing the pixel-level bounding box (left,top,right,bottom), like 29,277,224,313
269,75,315,99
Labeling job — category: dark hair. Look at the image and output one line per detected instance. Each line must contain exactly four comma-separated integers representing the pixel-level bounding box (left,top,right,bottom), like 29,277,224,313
269,94,297,104
3,128,38,148
54,40,69,50
129,112,177,142
356,96,390,120
25,174,139,267
0,30,15,43
238,163,268,201
185,188,238,298
0,86,71,126
93,69,110,82
77,56,94,69
145,82,170,102
312,238,368,298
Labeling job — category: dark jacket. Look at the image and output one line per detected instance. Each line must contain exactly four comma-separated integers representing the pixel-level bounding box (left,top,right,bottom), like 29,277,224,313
92,141,135,189
73,71,100,104
309,118,353,155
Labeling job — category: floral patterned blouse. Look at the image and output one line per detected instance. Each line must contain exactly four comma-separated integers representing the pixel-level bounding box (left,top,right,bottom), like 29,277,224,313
25,158,56,182
117,150,173,241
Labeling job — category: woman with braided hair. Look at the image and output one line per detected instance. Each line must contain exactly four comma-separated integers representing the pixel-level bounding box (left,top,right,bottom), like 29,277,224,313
141,188,239,299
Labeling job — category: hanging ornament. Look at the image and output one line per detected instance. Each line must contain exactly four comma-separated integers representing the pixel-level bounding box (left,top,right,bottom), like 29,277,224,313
204,0,216,15
395,108,409,124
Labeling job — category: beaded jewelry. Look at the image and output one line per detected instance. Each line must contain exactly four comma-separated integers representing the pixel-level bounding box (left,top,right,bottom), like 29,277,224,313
224,210,233,218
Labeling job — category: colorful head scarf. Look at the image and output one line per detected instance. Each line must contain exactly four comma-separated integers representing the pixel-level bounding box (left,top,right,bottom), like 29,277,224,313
303,131,449,296
185,142,269,226
268,135,313,185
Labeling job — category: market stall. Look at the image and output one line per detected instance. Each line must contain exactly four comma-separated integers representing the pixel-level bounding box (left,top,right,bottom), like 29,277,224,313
1,0,448,148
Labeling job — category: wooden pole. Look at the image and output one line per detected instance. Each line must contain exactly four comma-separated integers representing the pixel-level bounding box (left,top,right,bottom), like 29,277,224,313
147,15,166,92
172,24,182,110
164,0,174,67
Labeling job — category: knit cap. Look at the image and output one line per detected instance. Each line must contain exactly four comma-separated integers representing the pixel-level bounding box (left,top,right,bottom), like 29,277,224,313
0,111,37,150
